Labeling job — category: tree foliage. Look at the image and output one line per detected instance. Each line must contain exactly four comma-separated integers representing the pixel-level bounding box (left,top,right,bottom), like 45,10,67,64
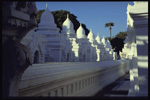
105,22,114,28
115,31,127,40
106,31,127,56
105,37,114,41
36,9,89,36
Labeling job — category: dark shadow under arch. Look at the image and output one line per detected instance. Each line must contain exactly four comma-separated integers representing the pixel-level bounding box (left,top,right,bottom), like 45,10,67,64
34,50,39,63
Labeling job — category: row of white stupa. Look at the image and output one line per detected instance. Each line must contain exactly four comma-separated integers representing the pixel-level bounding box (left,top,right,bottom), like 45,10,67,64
21,4,117,63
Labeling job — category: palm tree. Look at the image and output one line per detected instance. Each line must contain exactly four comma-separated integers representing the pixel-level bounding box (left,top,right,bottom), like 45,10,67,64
105,22,114,38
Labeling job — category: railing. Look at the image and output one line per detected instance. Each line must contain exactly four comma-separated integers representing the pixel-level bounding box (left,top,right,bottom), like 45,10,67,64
18,60,129,97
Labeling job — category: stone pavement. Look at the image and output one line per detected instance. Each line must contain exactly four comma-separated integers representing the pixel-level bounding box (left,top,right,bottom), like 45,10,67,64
94,73,130,97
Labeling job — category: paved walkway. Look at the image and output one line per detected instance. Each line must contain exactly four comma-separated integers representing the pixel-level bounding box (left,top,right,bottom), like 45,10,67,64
94,73,130,97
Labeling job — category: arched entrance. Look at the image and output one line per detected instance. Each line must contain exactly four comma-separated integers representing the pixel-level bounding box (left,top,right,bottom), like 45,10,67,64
33,50,39,63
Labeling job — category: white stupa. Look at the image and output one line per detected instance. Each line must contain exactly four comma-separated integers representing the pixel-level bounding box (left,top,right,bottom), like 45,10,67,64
87,29,96,43
38,3,59,32
95,33,105,49
61,13,79,62
76,23,86,39
95,33,102,44
93,33,106,61
101,35,106,46
104,39,113,60
76,23,93,62
37,3,64,62
101,35,111,60
61,14,84,62
61,14,75,36
87,29,98,61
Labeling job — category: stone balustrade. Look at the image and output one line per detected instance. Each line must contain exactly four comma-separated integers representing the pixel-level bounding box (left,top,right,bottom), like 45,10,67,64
19,60,129,97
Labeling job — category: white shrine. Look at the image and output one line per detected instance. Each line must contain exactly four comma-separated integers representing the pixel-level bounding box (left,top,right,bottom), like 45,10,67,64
119,1,148,96
95,34,106,61
61,14,79,62
21,4,116,63
87,30,100,61
76,24,92,62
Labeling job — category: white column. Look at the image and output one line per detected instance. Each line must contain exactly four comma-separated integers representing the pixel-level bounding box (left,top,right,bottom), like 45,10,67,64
127,1,148,96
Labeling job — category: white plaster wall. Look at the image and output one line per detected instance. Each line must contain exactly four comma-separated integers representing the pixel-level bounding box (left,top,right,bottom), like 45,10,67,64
19,60,129,96
21,30,46,63
126,1,148,97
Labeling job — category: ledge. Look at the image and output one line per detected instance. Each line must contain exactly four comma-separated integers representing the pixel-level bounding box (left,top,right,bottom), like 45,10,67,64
19,60,130,96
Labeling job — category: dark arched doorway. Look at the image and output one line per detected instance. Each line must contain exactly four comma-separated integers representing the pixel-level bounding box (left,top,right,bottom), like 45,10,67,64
33,50,39,63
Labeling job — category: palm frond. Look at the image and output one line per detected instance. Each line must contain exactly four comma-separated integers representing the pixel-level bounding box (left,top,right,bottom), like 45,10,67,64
105,23,109,27
105,22,114,27
109,22,114,26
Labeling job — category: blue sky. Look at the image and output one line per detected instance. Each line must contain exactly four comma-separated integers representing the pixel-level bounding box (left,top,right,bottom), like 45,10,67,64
36,1,134,38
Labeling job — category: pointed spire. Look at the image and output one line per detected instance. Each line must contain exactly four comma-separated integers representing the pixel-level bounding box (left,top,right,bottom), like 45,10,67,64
97,33,100,37
45,3,49,11
99,33,101,38
96,33,99,40
67,13,69,18
77,23,86,39
103,35,104,38
80,23,82,27
90,28,92,32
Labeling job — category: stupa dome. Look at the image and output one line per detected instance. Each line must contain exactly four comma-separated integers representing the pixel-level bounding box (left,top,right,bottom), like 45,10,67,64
38,3,57,28
87,29,95,42
95,33,102,44
101,35,106,45
62,14,75,34
76,23,86,39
